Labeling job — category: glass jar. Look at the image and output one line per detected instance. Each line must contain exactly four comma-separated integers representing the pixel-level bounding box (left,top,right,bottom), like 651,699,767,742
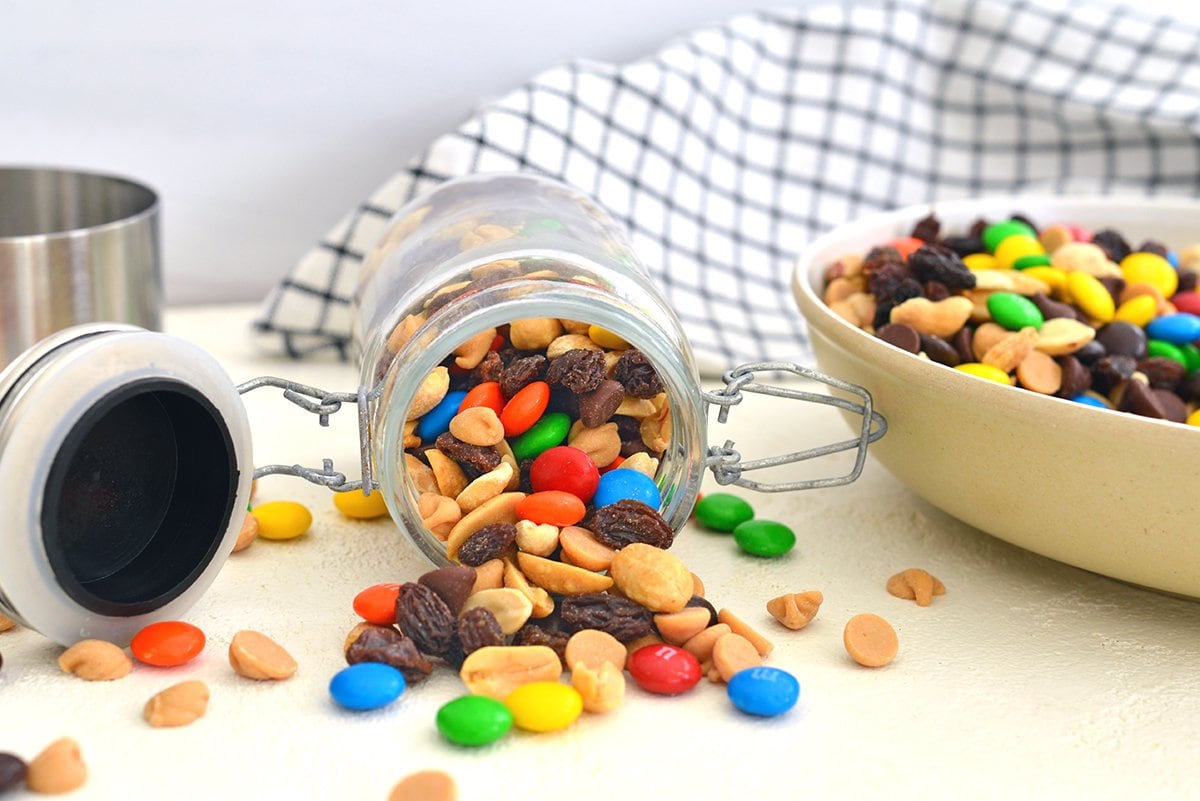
353,173,884,566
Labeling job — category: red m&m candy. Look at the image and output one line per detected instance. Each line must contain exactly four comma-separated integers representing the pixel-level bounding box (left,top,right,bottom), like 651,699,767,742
529,446,600,502
628,643,702,695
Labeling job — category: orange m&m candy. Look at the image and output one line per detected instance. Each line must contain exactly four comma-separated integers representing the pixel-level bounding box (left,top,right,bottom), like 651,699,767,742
516,490,587,527
131,621,206,667
459,381,505,416
500,381,550,437
353,583,401,625
887,236,925,260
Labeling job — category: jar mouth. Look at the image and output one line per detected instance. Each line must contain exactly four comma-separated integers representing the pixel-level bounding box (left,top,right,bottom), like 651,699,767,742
375,273,705,566
40,378,239,617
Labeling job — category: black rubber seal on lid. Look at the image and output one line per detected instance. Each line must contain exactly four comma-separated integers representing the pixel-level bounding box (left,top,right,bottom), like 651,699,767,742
40,379,239,617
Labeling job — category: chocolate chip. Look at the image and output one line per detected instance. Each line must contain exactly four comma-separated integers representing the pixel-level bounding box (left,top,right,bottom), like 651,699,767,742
0,752,27,794
418,565,478,617
1055,355,1092,399
1136,357,1185,391
1097,322,1147,360
577,379,625,428
1031,292,1079,322
1119,379,1168,419
919,333,960,366
876,323,921,354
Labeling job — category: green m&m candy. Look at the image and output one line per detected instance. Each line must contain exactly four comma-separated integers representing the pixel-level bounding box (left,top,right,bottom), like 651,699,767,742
510,412,570,461
982,219,1036,252
694,493,754,533
986,291,1044,331
436,694,513,746
733,519,796,557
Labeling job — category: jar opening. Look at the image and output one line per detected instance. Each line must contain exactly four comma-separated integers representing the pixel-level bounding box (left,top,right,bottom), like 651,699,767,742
40,379,239,616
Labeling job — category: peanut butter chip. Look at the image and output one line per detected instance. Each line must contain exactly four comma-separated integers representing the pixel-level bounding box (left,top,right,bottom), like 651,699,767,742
57,639,133,681
885,568,946,607
843,613,899,667
144,680,210,728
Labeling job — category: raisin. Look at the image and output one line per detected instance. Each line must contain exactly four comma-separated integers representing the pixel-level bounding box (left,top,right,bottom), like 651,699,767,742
559,592,654,642
1136,357,1185,391
472,350,504,385
513,623,571,667
457,522,517,566
909,212,940,243
517,458,536,494
1136,239,1169,259
923,280,950,301
590,499,674,550
908,245,976,290
1096,276,1124,303
862,245,906,279
1031,292,1079,321
434,432,501,474
941,235,984,258
546,383,580,418
1092,229,1131,263
614,349,664,399
546,349,605,393
1010,212,1039,234
345,624,433,684
500,355,547,399
1179,372,1200,403
871,278,922,330
395,582,456,657
619,438,651,458
1178,269,1198,293
457,607,505,656
966,217,988,239
612,415,641,442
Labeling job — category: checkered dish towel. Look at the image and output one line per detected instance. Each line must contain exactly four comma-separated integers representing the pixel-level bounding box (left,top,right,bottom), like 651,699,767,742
255,0,1200,373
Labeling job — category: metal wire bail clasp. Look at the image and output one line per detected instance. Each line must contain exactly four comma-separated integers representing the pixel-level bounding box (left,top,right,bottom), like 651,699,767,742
700,362,887,493
236,376,380,494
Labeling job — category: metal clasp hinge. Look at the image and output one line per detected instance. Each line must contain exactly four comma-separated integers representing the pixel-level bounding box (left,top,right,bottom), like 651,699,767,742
699,361,887,493
237,377,380,494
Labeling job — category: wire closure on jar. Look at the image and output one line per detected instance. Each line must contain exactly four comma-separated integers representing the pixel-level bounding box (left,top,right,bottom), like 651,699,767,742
237,377,380,494
700,362,887,492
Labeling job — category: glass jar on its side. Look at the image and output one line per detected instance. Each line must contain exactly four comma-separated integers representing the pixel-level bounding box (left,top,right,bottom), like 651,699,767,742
355,173,706,565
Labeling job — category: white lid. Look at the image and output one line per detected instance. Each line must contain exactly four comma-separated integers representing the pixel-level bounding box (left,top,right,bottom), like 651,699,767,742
0,326,252,645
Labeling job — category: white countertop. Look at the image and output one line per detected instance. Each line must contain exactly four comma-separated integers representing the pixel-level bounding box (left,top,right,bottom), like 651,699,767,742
1,304,1198,800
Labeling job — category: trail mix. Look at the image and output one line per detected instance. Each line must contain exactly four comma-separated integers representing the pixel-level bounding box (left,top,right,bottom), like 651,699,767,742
821,214,1200,425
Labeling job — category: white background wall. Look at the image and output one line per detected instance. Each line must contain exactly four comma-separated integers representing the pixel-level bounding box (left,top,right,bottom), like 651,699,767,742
2,1,768,305
4,1,1193,307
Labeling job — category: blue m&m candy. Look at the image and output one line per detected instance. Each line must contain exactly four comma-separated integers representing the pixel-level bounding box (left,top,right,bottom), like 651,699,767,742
416,390,468,441
592,468,661,509
727,666,800,717
329,663,406,711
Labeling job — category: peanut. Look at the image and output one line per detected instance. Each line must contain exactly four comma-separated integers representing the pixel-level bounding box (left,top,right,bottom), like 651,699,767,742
26,737,87,795
509,318,564,351
405,454,440,496
516,552,614,595
470,558,506,594
639,408,671,453
386,313,425,354
691,573,705,597
502,559,555,619
571,661,625,713
459,645,562,700
564,628,627,673
0,613,16,632
613,396,657,418
513,519,559,557
389,770,458,801
546,333,602,360
1052,242,1121,278
567,421,621,468
144,680,210,728
653,607,712,645
455,461,514,513
402,420,421,449
448,407,505,446
982,327,1038,373
418,492,461,540
971,321,1010,361
453,327,496,370
829,292,875,328
229,630,298,680
609,543,692,613
407,367,450,420
559,318,592,335
886,568,946,607
470,258,521,280
889,296,974,338
1035,317,1096,356
712,633,761,682
57,640,132,681
620,452,659,478
425,449,469,499
460,588,533,635
558,525,616,572
823,275,860,304
232,511,258,553
766,591,823,630
1038,223,1073,254
717,608,774,656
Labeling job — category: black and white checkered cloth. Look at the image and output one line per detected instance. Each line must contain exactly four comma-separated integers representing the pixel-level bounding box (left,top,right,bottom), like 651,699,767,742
255,0,1200,373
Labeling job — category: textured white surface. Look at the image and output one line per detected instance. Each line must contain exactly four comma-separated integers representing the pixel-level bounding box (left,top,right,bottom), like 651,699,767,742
1,304,1198,800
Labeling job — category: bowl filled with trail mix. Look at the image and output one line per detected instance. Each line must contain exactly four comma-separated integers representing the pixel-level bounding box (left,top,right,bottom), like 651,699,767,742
792,196,1200,598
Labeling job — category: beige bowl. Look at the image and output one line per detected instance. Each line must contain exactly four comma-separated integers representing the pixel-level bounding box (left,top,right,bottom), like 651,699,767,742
793,196,1200,598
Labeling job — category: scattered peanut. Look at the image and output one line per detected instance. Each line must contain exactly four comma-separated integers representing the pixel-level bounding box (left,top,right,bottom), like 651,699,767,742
0,613,16,633
571,661,626,713
458,645,562,700
57,640,132,681
232,511,258,553
389,770,458,801
25,738,87,795
144,680,210,728
229,630,298,680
